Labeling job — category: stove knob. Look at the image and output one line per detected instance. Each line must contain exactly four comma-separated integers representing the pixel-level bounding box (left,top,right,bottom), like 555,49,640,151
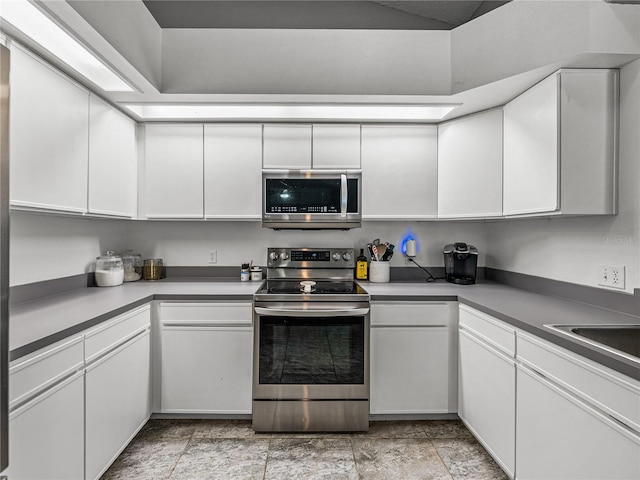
269,252,280,261
332,252,341,261
342,252,352,261
280,252,289,261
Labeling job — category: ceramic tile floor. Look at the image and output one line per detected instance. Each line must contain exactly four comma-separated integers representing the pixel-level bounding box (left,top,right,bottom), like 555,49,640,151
101,419,508,480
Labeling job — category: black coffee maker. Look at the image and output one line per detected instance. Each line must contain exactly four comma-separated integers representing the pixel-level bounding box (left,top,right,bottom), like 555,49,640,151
443,243,478,285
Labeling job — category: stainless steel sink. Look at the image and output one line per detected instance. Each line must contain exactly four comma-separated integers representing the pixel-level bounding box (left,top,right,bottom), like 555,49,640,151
545,324,640,361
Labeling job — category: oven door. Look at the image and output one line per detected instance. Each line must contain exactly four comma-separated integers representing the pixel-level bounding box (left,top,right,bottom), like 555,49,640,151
253,302,369,400
262,170,361,229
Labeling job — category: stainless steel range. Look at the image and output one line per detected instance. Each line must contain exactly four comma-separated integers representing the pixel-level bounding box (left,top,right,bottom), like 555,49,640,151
252,247,370,432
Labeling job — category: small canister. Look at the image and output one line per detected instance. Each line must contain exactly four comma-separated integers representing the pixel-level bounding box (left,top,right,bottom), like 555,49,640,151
240,263,250,282
95,251,124,287
143,258,164,280
122,250,143,282
250,266,263,281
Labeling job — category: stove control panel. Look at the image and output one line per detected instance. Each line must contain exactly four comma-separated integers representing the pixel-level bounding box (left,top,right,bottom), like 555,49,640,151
267,248,356,269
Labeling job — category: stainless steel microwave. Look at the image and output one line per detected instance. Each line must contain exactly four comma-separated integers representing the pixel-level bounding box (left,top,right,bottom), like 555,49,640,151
262,170,362,229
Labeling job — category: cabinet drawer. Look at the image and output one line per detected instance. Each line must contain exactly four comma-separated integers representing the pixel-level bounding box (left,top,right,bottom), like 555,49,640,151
459,304,515,357
160,302,252,325
9,335,84,407
85,305,151,362
518,332,640,432
371,302,454,327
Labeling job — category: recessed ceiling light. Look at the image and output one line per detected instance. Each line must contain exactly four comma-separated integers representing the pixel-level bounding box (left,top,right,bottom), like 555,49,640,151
0,0,134,92
121,104,460,122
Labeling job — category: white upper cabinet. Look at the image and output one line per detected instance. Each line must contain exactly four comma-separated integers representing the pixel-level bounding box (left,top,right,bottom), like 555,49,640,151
263,124,312,169
204,124,263,219
312,124,361,169
88,95,137,218
9,45,89,214
438,109,503,218
361,125,438,219
503,69,618,216
143,124,204,219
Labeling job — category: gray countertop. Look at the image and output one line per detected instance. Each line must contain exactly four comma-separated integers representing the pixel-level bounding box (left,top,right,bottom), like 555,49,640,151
9,278,640,380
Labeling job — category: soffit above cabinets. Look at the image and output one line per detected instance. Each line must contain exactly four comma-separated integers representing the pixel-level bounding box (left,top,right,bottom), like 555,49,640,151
141,0,510,30
4,0,638,123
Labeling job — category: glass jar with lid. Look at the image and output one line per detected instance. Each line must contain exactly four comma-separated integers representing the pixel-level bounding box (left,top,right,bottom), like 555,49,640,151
121,250,143,282
95,251,124,287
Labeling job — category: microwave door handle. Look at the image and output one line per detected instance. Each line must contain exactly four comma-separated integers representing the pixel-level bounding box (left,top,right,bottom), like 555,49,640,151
340,174,347,218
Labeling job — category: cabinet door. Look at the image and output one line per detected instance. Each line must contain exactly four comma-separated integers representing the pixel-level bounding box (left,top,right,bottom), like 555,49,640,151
161,326,253,413
503,73,559,215
263,124,312,169
361,125,438,219
438,109,503,218
10,45,89,214
516,365,640,480
312,124,361,169
143,124,204,218
458,329,515,477
88,95,137,218
5,372,84,480
204,124,262,219
86,331,151,480
371,326,450,414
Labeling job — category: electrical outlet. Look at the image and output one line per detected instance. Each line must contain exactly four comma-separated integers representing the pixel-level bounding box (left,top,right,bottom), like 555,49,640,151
208,250,217,264
598,265,625,289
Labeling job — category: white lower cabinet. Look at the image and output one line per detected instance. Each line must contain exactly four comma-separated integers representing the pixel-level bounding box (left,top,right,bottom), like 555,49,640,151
458,305,516,478
7,372,85,480
160,302,253,414
516,333,640,480
6,335,85,480
85,307,151,480
370,302,457,415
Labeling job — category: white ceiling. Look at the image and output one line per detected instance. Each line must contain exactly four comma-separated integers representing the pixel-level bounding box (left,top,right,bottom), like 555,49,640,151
140,0,510,30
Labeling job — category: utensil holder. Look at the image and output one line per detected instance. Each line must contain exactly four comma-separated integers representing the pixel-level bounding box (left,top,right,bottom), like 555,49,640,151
369,262,390,283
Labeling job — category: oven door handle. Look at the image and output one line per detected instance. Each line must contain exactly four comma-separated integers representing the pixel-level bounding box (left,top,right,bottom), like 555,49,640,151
254,307,369,317
340,173,348,218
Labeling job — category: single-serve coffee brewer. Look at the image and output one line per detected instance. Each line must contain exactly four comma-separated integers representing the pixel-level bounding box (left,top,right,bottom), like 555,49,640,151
443,243,478,285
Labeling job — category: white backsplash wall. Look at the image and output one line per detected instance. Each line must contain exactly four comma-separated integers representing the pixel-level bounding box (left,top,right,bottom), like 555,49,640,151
125,220,487,272
10,211,127,286
484,59,640,294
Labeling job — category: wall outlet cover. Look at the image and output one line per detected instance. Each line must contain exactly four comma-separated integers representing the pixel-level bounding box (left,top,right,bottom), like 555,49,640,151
598,265,625,289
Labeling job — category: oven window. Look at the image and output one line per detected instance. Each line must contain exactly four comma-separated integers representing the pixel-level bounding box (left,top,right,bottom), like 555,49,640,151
259,317,365,385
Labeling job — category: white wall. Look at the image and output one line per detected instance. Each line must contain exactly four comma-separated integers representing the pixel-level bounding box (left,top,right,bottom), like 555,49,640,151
124,220,487,271
484,58,640,294
9,211,127,286
161,29,451,95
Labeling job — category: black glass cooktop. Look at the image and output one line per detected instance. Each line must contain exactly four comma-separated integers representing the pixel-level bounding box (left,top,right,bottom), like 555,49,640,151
263,280,366,295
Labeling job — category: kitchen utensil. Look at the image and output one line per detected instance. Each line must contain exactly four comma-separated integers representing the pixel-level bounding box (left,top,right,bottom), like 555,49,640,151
376,244,387,261
381,244,395,261
371,244,379,261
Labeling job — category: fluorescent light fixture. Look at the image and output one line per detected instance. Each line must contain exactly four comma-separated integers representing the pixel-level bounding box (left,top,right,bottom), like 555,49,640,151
0,0,134,92
121,103,460,122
